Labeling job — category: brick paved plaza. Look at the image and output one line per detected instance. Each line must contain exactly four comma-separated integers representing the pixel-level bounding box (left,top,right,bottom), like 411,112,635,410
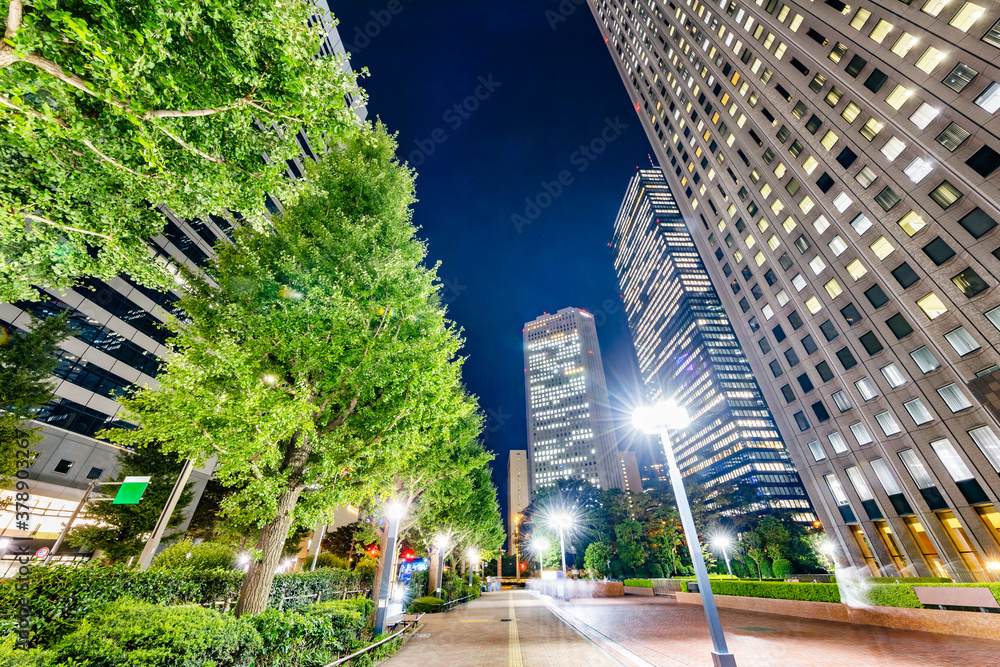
384,590,1000,666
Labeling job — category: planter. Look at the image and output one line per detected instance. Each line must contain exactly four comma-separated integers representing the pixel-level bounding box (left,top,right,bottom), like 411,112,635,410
676,592,1000,640
624,586,654,596
527,579,624,598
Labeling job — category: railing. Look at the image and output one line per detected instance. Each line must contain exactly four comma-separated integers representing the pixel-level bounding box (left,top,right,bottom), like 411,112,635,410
439,593,475,611
278,588,368,610
324,613,425,667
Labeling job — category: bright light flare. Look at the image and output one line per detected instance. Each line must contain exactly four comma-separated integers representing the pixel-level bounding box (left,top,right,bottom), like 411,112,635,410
385,502,405,521
632,400,690,433
710,534,732,550
466,547,479,562
530,538,550,555
434,534,450,549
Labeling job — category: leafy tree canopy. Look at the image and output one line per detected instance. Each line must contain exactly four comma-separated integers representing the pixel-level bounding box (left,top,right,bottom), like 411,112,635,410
0,0,362,300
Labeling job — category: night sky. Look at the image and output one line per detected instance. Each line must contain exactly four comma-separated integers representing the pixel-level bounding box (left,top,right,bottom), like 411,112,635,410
332,1,656,526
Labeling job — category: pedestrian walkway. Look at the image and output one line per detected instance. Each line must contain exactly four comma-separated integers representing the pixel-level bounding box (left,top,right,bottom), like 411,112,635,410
382,590,618,667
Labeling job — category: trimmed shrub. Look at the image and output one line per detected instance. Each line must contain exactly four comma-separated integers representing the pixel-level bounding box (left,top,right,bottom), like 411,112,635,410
247,608,352,667
47,598,261,666
314,554,348,570
731,559,750,578
623,579,654,588
771,558,793,579
302,596,374,619
407,596,444,613
758,557,774,579
743,558,760,578
685,580,842,603
0,564,369,646
150,540,237,571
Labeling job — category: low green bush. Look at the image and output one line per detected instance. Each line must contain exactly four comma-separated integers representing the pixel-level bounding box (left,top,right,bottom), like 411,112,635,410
150,540,237,571
46,598,262,666
759,557,774,579
685,580,842,603
314,553,348,570
302,596,374,619
407,596,444,613
623,579,654,588
731,560,750,578
247,608,351,667
771,558,793,579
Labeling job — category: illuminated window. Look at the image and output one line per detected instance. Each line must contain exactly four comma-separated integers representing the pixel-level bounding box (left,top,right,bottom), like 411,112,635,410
806,296,822,314
929,181,963,209
915,46,945,74
975,82,1000,114
922,0,950,16
949,3,985,32
882,136,906,161
851,8,872,30
825,279,844,298
846,259,868,280
760,183,772,198
856,166,877,189
773,162,787,178
916,292,948,319
755,251,767,266
820,131,839,151
870,236,894,260
842,102,861,123
771,199,785,215
829,236,848,256
904,158,933,183
891,32,919,58
909,103,939,129
813,216,830,235
768,234,780,250
869,20,894,44
809,256,827,274
801,156,818,175
944,326,980,355
782,216,797,234
833,192,852,212
861,118,884,141
904,398,934,425
969,427,1000,473
792,274,807,291
897,211,926,236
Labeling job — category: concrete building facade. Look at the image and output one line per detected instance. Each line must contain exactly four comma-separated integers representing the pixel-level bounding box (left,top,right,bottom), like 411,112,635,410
507,450,530,554
613,168,814,521
524,308,627,493
588,0,1000,580
620,450,645,493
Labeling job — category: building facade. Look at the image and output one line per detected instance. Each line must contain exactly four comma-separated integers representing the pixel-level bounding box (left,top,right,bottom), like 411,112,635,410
507,450,530,554
588,0,1000,580
524,308,627,493
0,1,366,572
620,450,645,493
613,169,814,521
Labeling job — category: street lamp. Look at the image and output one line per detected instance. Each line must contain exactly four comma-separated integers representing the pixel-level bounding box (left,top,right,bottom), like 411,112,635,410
634,400,737,667
374,501,404,636
544,512,574,580
531,538,550,580
711,534,735,579
434,533,449,598
466,547,479,586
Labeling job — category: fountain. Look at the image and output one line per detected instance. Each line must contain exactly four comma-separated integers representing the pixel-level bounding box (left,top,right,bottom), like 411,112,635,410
833,565,873,609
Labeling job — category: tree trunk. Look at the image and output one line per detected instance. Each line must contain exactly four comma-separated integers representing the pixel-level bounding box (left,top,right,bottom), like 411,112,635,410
370,527,387,616
234,435,311,618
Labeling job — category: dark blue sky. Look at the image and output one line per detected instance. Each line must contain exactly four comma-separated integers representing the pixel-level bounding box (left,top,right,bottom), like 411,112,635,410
333,1,655,521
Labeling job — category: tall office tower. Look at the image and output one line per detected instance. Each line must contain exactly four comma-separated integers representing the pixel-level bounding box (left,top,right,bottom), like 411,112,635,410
614,169,813,520
507,450,530,554
524,308,627,493
0,2,366,574
619,450,645,493
589,0,1000,579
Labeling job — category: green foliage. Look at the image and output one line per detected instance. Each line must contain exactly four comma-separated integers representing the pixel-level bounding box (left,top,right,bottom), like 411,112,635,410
314,553,348,570
755,516,791,561
867,585,921,609
771,558,793,579
615,518,646,572
623,579,654,588
584,542,613,579
150,539,237,571
693,580,842,603
47,598,262,667
805,532,836,573
0,0,363,300
758,557,774,579
0,564,368,646
0,314,69,487
245,608,348,667
0,634,52,667
407,596,444,613
302,597,374,620
66,443,195,562
730,559,750,578
837,576,952,584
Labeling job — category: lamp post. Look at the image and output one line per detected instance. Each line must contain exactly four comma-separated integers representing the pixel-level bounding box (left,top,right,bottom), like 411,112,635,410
712,535,735,579
467,548,479,586
634,401,737,667
373,502,404,636
434,534,449,598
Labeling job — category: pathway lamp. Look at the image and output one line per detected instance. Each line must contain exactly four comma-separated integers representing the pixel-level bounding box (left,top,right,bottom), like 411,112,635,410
374,502,404,635
711,534,735,579
634,400,737,667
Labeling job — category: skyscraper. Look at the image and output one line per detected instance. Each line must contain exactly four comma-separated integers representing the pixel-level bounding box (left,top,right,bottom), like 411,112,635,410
619,450,645,493
524,308,626,493
589,1,1000,579
613,169,813,520
507,450,530,554
0,2,366,572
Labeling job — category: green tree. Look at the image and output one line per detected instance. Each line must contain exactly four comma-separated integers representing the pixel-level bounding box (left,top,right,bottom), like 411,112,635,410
322,522,363,559
104,124,474,617
0,0,362,300
583,541,613,579
741,530,765,579
66,443,194,562
756,515,792,561
0,313,69,487
614,518,645,573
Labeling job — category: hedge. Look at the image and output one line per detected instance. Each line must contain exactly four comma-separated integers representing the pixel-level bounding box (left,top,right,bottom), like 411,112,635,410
0,564,371,647
623,579,654,588
407,597,444,613
683,580,1000,610
830,576,951,585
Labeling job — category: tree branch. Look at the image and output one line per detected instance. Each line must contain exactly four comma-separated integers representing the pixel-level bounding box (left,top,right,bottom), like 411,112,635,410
141,97,249,120
24,214,111,240
152,123,225,163
4,0,22,42
81,140,140,175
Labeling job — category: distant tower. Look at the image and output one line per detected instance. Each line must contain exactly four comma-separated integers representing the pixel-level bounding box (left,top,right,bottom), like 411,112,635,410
619,450,644,493
507,450,530,555
523,308,626,493
612,170,813,521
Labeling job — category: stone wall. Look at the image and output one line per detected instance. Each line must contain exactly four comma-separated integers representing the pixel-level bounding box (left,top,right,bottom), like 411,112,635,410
527,579,624,598
676,592,1000,640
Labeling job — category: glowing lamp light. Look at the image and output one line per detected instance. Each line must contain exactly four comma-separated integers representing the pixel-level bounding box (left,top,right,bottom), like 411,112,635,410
986,562,1000,572
632,400,690,433
386,502,405,521
710,535,732,550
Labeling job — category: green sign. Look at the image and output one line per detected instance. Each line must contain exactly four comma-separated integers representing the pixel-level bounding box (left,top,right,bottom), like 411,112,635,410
113,476,151,505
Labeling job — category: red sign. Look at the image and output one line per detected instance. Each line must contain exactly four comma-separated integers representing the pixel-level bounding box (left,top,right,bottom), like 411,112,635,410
35,547,49,560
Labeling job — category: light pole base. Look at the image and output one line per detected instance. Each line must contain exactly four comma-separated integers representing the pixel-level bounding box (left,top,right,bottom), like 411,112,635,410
712,652,737,667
